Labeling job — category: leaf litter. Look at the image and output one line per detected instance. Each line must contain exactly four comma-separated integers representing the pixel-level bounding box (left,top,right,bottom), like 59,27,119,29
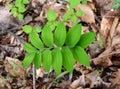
0,0,120,89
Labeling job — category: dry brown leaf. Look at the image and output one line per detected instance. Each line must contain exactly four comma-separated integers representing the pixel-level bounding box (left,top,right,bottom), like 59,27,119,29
86,70,111,88
87,1,96,10
76,4,95,23
111,23,120,57
4,57,26,78
0,0,3,2
74,62,92,74
93,47,112,67
88,44,102,58
70,75,85,89
0,75,11,89
109,69,120,89
36,67,44,78
100,11,118,47
0,6,11,25
94,0,114,16
31,0,46,7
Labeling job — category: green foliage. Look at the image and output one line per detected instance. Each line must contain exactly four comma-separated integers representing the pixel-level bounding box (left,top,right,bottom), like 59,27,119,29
10,0,29,20
46,10,57,21
42,49,52,72
29,31,44,50
81,0,87,4
72,46,90,66
41,25,54,47
34,52,42,69
54,22,66,46
77,32,96,48
65,24,82,47
23,53,35,67
112,0,120,9
52,48,62,75
22,25,32,34
76,10,84,17
23,23,95,73
62,47,74,72
24,43,37,53
22,0,96,75
68,0,80,8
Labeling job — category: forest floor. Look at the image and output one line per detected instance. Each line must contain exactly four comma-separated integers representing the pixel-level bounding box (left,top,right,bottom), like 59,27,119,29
0,0,120,89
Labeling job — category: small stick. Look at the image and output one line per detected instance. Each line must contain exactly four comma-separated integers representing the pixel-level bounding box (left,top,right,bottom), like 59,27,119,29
33,64,36,89
92,51,120,61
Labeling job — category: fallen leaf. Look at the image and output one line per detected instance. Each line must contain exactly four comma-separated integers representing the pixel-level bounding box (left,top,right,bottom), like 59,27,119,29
4,57,26,78
93,47,112,67
109,69,120,89
86,70,111,88
36,67,44,78
76,4,95,24
94,0,114,16
70,75,85,89
100,10,118,46
0,75,11,89
0,6,11,25
74,62,92,74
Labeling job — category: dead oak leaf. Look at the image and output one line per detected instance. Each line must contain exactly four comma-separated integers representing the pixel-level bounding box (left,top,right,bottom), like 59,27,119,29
109,69,120,89
4,57,26,78
70,75,85,89
100,10,119,46
93,47,113,67
86,70,111,88
75,4,95,24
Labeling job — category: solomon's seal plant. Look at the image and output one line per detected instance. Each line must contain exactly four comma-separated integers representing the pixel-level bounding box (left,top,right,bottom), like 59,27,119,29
22,0,96,75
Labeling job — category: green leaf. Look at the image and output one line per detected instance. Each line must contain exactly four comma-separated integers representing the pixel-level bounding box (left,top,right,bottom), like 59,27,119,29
18,5,26,13
34,52,41,69
77,32,96,48
65,24,82,47
46,21,57,31
111,3,119,9
76,10,84,17
52,48,62,75
63,8,74,21
41,25,54,47
23,0,29,4
115,0,120,3
22,25,32,34
23,53,35,67
55,71,69,81
54,22,66,46
42,49,52,72
35,26,42,33
24,43,37,53
69,0,80,8
15,0,22,7
61,47,74,72
11,7,17,16
29,31,44,49
17,13,23,20
71,46,90,66
46,10,57,21
71,15,77,25
82,0,87,4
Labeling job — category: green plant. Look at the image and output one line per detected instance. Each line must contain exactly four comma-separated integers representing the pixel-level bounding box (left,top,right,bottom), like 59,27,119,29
22,0,96,75
10,0,29,20
112,0,120,9
22,24,96,75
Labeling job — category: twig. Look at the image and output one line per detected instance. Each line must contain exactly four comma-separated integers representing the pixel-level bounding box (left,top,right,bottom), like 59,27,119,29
0,25,25,43
92,51,120,61
33,64,36,89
